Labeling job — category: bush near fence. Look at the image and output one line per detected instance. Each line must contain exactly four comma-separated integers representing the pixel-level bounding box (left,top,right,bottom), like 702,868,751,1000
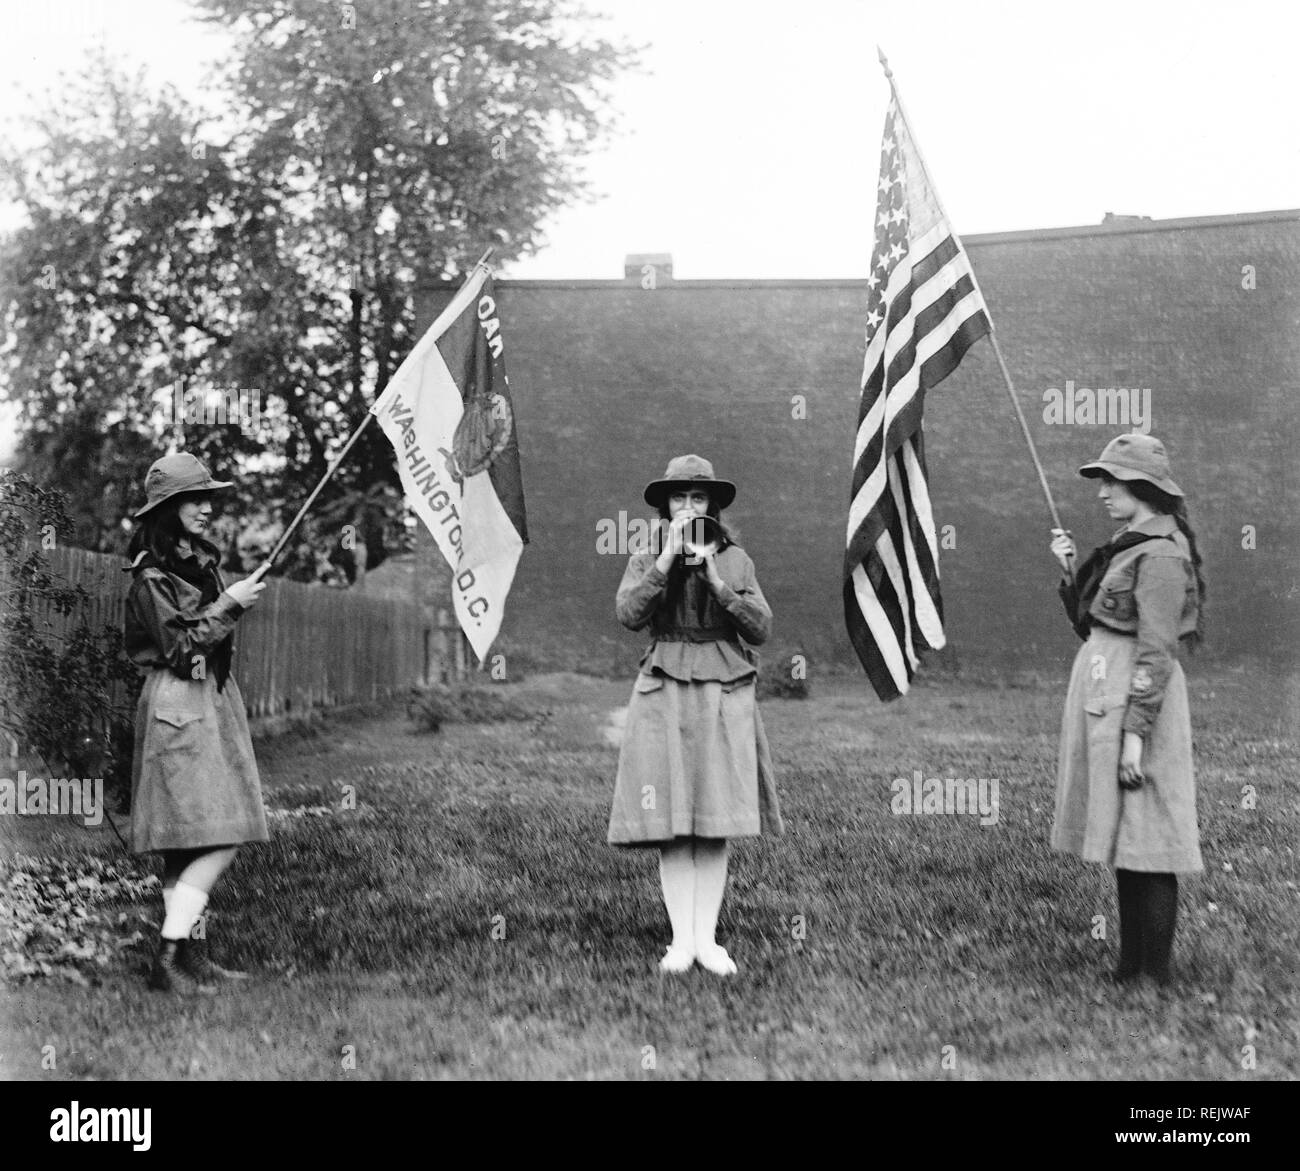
20,543,428,722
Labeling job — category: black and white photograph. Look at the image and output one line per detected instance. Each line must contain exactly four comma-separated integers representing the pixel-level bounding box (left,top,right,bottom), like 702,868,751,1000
0,0,1295,1132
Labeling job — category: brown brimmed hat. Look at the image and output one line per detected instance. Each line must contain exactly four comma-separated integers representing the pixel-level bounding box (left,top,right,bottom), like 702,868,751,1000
643,454,736,510
134,452,233,518
1078,433,1183,497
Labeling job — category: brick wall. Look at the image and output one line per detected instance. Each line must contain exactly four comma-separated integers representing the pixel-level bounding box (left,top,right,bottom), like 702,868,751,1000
415,211,1300,676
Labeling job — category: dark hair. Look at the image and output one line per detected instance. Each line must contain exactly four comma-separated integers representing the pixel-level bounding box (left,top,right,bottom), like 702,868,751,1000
126,492,223,573
1105,474,1206,647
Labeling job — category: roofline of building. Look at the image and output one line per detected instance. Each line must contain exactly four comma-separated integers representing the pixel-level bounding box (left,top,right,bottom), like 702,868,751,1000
962,207,1300,245
416,208,1299,290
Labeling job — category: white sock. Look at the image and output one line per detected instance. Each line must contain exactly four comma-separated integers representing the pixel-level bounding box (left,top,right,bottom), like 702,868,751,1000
161,880,208,941
692,840,729,951
658,842,696,952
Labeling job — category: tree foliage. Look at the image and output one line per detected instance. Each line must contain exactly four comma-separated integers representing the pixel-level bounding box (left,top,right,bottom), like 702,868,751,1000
1,0,634,579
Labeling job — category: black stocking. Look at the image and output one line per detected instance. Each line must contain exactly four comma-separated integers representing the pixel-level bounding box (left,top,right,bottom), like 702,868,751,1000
1114,868,1144,980
1140,872,1179,985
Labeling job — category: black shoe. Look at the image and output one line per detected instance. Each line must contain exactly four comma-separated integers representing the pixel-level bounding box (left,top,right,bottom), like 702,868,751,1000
1111,963,1142,984
148,938,216,995
178,935,249,983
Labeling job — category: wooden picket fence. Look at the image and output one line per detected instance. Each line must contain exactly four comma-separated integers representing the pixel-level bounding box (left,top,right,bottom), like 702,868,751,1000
14,542,429,721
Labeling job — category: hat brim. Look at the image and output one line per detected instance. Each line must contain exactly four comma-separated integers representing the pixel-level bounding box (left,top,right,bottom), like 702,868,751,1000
643,479,736,510
134,479,234,518
1078,461,1183,497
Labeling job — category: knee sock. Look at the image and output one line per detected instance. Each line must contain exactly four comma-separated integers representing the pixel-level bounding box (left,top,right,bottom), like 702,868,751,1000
161,879,209,941
178,845,236,892
658,843,696,952
1115,869,1144,977
1140,873,1178,983
692,840,729,951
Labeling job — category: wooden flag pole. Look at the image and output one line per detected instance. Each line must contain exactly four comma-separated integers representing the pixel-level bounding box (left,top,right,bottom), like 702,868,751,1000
876,48,1074,575
251,247,497,581
252,413,374,579
985,329,1067,534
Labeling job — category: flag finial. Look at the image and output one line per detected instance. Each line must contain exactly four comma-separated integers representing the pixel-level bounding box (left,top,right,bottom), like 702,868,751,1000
876,47,894,82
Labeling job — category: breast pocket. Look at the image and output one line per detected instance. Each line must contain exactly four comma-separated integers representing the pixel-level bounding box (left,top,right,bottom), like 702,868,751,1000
1096,572,1137,624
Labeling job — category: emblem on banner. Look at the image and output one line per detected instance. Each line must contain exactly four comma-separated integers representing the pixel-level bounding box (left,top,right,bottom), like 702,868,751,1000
439,392,513,487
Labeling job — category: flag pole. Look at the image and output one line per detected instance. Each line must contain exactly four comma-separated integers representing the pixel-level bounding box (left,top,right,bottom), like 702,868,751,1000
251,247,497,580
876,49,1073,564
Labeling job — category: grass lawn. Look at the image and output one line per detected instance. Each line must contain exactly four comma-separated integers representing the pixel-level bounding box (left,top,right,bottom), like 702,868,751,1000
2,662,1297,1080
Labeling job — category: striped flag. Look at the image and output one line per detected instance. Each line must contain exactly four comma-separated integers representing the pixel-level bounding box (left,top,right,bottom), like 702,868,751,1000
844,89,991,700
371,265,527,663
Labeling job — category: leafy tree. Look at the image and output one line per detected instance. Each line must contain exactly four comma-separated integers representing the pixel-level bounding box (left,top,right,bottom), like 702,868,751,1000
1,0,634,579
0,61,250,553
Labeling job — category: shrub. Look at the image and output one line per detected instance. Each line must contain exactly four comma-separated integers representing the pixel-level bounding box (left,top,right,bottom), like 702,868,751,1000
757,645,812,700
406,682,550,732
0,471,141,818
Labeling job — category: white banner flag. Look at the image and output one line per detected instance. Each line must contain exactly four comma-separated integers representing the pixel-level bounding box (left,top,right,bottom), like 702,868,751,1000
370,266,528,662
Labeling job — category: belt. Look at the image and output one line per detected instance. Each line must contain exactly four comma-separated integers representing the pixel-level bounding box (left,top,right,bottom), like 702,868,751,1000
653,627,737,644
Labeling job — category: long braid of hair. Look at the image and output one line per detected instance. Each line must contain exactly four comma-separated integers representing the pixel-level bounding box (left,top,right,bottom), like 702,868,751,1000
1123,477,1207,649
1171,499,1207,648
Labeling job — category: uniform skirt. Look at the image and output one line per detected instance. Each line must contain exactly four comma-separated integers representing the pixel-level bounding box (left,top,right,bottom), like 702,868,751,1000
129,668,269,854
1052,627,1202,872
607,671,783,846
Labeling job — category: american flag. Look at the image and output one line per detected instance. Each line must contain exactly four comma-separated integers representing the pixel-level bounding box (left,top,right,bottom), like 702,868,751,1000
844,89,991,700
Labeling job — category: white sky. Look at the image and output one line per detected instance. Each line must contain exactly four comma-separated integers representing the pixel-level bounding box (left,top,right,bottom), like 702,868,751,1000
2,0,1296,284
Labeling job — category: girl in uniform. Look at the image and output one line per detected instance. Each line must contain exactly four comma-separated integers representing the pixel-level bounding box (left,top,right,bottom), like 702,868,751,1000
124,453,269,994
1048,434,1205,986
608,454,783,975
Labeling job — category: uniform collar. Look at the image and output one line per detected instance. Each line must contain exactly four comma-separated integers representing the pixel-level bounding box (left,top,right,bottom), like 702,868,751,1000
1114,513,1177,541
175,539,215,568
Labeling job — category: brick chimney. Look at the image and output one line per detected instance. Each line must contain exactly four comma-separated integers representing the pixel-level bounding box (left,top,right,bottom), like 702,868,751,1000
625,252,673,287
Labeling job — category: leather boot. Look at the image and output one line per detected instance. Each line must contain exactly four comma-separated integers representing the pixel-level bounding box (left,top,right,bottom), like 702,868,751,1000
178,935,249,982
148,937,216,995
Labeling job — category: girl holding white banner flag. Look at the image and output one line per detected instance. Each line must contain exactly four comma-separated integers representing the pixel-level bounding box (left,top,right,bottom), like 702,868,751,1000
123,453,270,995
607,455,783,976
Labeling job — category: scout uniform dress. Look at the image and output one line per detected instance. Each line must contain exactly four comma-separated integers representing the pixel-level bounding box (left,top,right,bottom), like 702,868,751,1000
607,544,784,845
123,547,269,854
1052,513,1202,873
